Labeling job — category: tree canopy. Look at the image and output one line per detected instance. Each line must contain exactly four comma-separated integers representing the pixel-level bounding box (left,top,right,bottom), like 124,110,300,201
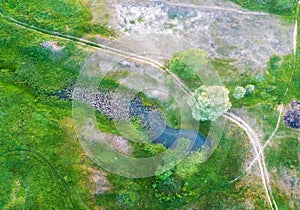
169,48,207,80
188,85,231,121
233,86,246,99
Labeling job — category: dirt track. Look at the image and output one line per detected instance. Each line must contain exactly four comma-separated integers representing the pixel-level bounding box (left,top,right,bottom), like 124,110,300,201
105,0,293,74
2,0,298,208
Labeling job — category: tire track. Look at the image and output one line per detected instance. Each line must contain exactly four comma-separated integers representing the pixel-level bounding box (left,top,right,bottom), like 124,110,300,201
224,113,278,210
0,2,280,208
0,148,88,210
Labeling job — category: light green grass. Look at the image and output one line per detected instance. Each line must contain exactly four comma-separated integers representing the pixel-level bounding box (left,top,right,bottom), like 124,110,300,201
2,0,114,37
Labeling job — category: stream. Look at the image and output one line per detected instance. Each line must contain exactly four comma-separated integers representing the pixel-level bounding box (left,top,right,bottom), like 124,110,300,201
71,87,207,151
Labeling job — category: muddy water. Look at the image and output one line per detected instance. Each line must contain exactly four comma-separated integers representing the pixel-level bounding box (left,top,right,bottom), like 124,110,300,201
130,98,207,150
73,88,208,151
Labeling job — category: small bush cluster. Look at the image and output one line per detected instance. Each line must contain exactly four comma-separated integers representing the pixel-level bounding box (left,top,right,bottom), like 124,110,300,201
233,85,255,100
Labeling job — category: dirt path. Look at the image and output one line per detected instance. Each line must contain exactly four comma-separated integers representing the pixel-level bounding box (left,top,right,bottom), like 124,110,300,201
0,2,282,208
264,0,299,149
0,148,89,209
244,2,299,206
224,112,278,210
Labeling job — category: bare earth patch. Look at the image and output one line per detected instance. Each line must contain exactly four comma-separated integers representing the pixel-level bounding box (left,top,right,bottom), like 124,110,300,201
85,166,111,195
274,167,300,208
103,0,293,74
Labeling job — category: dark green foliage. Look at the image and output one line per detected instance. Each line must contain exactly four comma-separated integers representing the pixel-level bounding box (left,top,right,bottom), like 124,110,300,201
152,176,183,203
168,49,207,90
268,55,281,72
229,0,296,18
116,191,138,208
169,58,197,79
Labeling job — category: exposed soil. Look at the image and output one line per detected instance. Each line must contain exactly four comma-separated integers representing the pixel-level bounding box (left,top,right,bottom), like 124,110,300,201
86,167,111,195
275,167,300,208
100,0,294,74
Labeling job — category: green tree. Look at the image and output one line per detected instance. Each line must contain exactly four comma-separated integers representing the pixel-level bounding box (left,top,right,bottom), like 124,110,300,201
233,86,246,99
155,138,190,179
245,84,255,95
169,48,207,79
188,85,231,121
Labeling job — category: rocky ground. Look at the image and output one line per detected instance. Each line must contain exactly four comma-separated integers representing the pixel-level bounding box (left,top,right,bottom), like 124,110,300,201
80,1,299,208
284,99,300,129
97,0,294,74
72,87,165,129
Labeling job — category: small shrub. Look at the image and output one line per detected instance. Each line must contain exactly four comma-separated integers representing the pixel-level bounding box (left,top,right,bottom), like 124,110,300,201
233,86,246,99
245,84,255,95
116,191,137,208
188,85,231,121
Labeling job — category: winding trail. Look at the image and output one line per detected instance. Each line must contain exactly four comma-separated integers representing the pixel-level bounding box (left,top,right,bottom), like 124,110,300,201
243,0,299,201
0,1,294,208
0,148,88,210
223,113,278,210
264,0,299,149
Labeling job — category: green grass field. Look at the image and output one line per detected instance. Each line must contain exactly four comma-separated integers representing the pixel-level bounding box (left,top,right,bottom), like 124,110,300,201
0,0,299,209
1,0,114,37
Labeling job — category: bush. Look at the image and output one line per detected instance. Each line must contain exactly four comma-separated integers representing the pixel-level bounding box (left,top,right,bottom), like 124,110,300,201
152,176,182,203
245,84,255,95
175,146,209,179
233,86,246,99
188,85,231,121
169,49,208,90
116,191,138,208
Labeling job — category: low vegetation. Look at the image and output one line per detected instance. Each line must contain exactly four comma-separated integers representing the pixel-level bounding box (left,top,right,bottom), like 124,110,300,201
229,0,297,19
166,43,300,208
233,86,246,99
0,0,299,209
188,85,231,121
1,0,114,37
